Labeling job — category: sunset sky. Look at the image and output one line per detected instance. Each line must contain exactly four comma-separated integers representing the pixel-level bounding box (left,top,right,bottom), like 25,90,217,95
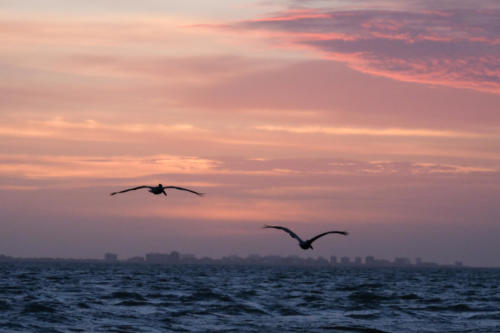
1,0,499,266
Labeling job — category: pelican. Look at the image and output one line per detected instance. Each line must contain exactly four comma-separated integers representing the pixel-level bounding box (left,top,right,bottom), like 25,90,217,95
263,225,348,250
110,184,204,197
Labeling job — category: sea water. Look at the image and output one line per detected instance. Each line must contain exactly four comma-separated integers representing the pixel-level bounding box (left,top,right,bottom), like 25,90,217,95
0,262,498,332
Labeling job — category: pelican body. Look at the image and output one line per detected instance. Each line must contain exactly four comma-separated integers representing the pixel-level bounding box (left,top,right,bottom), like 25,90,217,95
148,184,169,195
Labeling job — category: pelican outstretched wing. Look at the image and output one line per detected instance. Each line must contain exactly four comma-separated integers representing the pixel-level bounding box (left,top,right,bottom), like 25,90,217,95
163,186,204,196
263,225,304,243
308,231,348,245
110,185,150,196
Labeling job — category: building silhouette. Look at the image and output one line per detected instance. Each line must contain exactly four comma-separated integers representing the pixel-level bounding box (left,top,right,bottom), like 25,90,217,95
340,256,350,265
104,253,118,262
394,257,411,266
145,251,180,264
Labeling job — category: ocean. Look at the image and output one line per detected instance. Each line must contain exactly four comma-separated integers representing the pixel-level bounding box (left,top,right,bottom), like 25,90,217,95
0,262,498,332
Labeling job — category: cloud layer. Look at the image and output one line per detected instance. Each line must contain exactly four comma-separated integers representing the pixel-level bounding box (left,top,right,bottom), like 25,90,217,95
229,6,500,93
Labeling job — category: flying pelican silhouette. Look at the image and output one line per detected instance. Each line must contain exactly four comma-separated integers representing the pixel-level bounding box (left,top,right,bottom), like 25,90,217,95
110,184,204,197
263,225,348,250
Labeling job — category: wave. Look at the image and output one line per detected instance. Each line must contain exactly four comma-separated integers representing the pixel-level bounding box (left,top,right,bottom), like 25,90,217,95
272,303,304,316
301,294,323,303
77,302,90,309
116,300,152,306
347,313,380,319
418,297,443,303
468,313,500,320
0,286,26,295
210,303,269,316
0,300,11,311
170,309,212,317
236,289,258,298
348,291,389,303
102,291,146,301
337,283,384,292
0,322,26,331
46,275,70,283
399,293,422,300
416,304,493,312
182,287,233,303
320,325,389,333
22,302,57,314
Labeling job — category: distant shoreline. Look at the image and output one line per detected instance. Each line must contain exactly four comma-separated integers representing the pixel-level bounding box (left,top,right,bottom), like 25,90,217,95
2,253,497,268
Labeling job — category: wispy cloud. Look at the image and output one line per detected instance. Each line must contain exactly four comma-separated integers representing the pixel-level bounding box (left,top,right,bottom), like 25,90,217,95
39,117,196,134
0,15,202,48
0,118,198,142
225,5,500,93
1,152,494,183
255,124,487,138
0,154,218,179
0,185,40,191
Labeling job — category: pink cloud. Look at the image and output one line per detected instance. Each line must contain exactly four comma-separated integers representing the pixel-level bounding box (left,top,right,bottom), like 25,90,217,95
226,7,500,93
246,9,331,22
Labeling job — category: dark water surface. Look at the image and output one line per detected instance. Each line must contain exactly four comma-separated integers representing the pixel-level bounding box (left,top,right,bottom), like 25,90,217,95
0,262,499,332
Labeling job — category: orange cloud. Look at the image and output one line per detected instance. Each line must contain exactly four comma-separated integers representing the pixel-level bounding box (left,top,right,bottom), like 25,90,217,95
255,124,488,139
246,9,330,22
0,154,219,179
0,118,199,144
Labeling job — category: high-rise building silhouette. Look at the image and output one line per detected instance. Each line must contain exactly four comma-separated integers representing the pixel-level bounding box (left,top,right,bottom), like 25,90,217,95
104,253,118,262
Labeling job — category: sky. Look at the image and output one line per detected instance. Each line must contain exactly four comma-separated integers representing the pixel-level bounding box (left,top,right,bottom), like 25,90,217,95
1,0,499,266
